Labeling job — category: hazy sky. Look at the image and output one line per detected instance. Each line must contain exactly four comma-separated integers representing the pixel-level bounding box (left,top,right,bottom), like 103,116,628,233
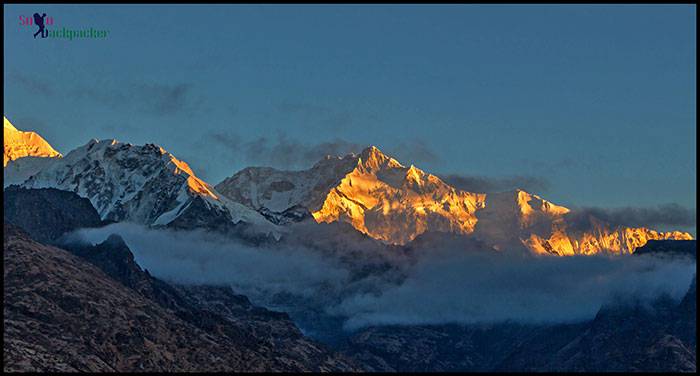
3,5,696,216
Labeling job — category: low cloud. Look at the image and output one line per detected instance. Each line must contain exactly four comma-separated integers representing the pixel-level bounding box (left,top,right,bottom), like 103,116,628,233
330,246,694,330
68,223,695,333
440,174,551,193
68,223,351,300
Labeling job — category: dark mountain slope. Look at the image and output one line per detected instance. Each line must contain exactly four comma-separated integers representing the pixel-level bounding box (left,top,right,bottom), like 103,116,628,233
3,223,359,372
4,223,252,371
3,186,103,243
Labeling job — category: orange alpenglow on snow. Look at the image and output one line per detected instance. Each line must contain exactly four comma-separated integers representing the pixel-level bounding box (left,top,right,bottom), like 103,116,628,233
311,146,487,245
170,156,219,200
4,116,61,166
12,114,681,256
142,141,220,200
218,145,693,255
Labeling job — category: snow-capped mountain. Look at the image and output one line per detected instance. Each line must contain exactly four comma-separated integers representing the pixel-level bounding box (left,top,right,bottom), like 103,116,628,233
4,117,62,186
21,139,278,236
217,146,486,244
216,153,359,224
216,146,692,254
472,189,693,255
521,217,694,256
4,116,61,166
4,156,59,187
4,116,691,256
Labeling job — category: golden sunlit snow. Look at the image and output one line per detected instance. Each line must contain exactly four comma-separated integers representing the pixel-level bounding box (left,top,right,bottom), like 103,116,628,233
3,117,61,166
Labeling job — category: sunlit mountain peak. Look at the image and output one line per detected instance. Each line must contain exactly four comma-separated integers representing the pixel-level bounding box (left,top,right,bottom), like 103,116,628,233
4,116,18,131
356,145,404,173
3,116,62,167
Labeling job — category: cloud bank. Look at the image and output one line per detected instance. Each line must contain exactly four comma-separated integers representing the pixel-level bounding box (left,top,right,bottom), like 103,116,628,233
69,223,696,332
330,246,695,329
68,223,350,301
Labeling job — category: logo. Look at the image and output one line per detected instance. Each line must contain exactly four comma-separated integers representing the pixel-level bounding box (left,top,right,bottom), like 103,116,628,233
19,13,109,40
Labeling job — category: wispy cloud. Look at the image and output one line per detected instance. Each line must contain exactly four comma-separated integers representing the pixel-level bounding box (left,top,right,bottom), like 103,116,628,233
208,131,363,169
388,140,441,166
565,204,697,230
7,71,55,97
206,130,443,172
275,101,376,131
71,82,200,116
7,70,200,116
134,83,196,115
440,174,551,193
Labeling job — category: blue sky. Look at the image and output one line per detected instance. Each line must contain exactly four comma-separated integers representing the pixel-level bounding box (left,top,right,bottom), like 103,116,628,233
3,5,696,229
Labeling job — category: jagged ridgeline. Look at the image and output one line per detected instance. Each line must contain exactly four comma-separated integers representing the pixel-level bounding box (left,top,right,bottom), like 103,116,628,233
4,116,693,255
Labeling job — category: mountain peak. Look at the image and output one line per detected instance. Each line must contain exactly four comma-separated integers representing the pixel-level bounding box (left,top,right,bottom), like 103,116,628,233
357,145,403,172
85,138,122,147
4,116,18,131
359,145,385,160
3,116,61,167
504,188,571,218
20,137,280,237
404,164,425,185
361,145,381,154
80,139,218,200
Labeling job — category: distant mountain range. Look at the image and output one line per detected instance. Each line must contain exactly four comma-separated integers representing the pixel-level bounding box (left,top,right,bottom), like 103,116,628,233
3,115,696,372
3,116,692,255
